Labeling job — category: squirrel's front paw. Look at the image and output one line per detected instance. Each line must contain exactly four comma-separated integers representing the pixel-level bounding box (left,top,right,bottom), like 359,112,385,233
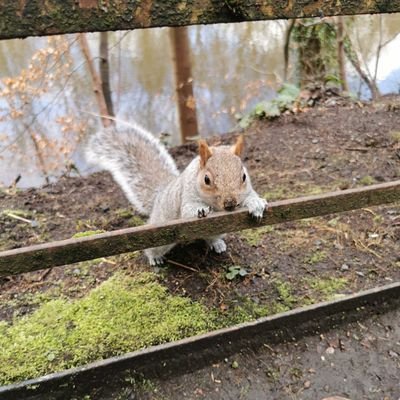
246,197,268,220
196,206,211,218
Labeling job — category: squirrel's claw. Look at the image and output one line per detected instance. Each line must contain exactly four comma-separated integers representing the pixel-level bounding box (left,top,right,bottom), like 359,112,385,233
149,255,165,266
246,197,268,221
197,206,211,218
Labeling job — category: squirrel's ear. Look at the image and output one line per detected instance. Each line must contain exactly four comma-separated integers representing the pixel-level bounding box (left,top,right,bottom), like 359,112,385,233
198,139,212,168
231,135,244,157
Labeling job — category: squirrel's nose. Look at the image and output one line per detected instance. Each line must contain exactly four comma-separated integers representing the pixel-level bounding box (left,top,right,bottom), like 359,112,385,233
224,198,237,211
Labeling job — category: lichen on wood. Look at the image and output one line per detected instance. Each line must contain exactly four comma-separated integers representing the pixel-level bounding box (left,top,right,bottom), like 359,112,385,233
0,180,399,277
0,1,400,40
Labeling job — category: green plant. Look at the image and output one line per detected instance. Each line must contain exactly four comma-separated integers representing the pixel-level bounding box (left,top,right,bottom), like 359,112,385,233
225,266,249,280
239,84,300,128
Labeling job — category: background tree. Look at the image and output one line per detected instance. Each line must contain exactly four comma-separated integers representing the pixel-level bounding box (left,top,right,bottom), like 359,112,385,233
169,26,199,143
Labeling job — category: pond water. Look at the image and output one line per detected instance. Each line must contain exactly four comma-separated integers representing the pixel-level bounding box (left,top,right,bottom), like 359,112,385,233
0,14,399,188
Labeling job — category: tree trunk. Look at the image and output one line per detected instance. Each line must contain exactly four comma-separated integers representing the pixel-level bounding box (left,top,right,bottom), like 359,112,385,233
169,26,199,143
336,17,348,92
78,33,112,127
99,32,114,118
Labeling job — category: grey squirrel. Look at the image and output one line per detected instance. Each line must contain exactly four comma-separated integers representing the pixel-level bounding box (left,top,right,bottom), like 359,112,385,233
85,122,268,265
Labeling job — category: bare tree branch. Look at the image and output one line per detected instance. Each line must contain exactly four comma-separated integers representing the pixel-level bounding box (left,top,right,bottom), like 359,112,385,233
99,32,115,118
78,33,112,128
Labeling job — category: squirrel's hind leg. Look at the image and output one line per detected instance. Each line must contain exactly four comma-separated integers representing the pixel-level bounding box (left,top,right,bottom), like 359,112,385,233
206,235,227,254
145,244,176,266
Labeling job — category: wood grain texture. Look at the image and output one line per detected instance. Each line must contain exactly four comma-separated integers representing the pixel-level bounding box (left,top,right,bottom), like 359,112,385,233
0,1,399,40
0,180,399,277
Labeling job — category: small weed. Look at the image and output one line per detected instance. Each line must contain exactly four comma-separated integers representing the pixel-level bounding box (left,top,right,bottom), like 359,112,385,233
239,83,300,128
359,175,376,186
115,208,133,219
75,219,97,231
290,367,303,379
274,279,296,308
265,367,280,383
225,266,248,280
304,250,327,265
129,215,145,227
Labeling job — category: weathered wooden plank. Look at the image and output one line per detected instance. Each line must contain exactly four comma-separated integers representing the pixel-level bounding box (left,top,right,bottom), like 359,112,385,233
1,281,399,399
0,1,399,40
0,180,399,277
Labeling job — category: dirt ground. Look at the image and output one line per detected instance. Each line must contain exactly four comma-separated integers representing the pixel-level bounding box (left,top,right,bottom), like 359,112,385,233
1,94,400,398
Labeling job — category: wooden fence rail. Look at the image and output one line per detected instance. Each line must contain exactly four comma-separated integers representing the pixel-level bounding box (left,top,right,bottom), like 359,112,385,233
0,1,400,41
1,180,399,278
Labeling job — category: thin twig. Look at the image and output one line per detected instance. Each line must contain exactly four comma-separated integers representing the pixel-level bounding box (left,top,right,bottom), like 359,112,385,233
166,259,199,272
345,147,368,153
4,212,33,225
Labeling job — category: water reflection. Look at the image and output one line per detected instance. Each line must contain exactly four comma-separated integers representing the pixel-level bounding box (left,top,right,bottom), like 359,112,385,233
0,14,399,188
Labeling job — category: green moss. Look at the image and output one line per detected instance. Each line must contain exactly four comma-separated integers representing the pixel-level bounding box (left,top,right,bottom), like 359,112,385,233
110,209,145,227
263,183,327,202
305,277,347,298
263,187,287,201
222,299,271,325
0,273,215,385
72,230,105,238
129,215,145,227
115,208,134,219
75,220,96,231
274,279,296,308
304,250,327,264
390,131,400,142
241,225,274,246
359,175,376,186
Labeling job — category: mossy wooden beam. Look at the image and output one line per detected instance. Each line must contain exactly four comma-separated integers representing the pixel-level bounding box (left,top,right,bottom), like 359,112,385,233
0,180,399,277
0,1,400,40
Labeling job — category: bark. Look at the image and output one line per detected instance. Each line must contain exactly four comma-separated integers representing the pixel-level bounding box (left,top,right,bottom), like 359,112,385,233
169,26,199,143
1,1,399,40
78,33,112,127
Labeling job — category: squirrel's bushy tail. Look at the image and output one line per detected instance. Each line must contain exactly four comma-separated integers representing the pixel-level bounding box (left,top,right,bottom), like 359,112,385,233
85,122,179,215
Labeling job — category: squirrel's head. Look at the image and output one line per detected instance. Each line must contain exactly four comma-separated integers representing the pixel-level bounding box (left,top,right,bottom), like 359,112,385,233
196,135,251,212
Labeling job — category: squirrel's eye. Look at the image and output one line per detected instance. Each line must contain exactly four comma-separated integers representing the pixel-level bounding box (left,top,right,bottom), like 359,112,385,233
242,173,246,182
204,175,211,185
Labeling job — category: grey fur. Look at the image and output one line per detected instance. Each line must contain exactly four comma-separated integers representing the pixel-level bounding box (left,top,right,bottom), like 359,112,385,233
85,122,179,215
85,122,267,265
